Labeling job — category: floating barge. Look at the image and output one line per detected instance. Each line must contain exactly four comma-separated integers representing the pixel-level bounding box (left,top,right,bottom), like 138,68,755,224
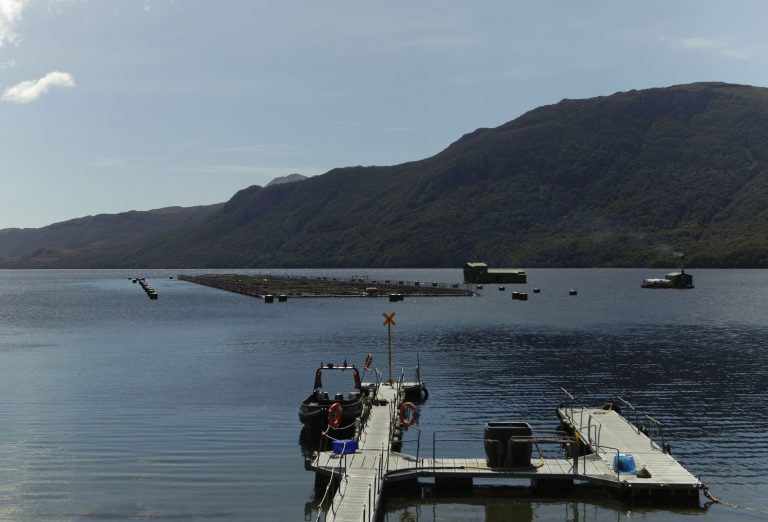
177,274,473,299
306,385,702,521
463,262,527,284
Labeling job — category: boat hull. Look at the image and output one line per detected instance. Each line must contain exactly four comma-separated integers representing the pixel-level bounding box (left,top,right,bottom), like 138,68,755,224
298,398,364,428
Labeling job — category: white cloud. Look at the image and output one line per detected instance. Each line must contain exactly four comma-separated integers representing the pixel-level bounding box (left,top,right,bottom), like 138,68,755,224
0,0,29,47
663,34,768,61
0,57,17,68
2,71,76,104
681,37,722,50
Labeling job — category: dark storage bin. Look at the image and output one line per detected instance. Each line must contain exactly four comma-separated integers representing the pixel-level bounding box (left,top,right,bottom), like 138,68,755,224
484,421,532,468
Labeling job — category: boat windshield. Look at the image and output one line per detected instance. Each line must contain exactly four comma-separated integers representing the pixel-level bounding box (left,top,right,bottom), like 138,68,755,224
316,369,359,397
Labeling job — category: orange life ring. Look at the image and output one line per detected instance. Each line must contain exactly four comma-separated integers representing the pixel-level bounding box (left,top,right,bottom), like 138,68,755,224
364,353,373,369
327,402,343,428
398,401,419,427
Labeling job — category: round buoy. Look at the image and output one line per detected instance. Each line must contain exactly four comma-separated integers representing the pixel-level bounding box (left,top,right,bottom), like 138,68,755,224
327,402,343,428
398,402,419,427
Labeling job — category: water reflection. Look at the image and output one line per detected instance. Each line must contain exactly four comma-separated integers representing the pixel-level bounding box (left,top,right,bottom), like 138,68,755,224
384,486,707,521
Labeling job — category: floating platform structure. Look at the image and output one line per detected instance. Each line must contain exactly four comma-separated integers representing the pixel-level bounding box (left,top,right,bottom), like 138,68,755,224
306,386,701,521
642,269,694,289
132,277,158,299
642,254,694,289
177,274,473,299
463,262,526,284
557,398,701,502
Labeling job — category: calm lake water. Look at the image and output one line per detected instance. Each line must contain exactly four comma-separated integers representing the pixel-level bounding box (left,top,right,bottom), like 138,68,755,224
0,268,767,521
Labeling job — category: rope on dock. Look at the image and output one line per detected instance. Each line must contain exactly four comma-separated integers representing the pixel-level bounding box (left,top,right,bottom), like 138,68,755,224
702,482,768,514
315,465,338,522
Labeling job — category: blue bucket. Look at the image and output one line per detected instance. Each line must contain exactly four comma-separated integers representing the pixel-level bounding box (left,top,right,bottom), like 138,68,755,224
613,454,637,474
332,439,358,455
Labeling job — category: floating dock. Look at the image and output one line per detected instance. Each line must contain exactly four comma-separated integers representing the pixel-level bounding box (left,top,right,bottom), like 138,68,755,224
557,402,701,502
132,277,158,299
312,383,400,522
306,387,701,521
178,274,472,299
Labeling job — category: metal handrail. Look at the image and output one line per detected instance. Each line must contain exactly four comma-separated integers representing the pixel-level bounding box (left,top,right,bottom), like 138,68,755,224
431,429,576,473
615,397,667,451
560,387,575,423
315,441,354,522
585,413,603,451
595,443,623,482
393,425,422,472
644,414,666,450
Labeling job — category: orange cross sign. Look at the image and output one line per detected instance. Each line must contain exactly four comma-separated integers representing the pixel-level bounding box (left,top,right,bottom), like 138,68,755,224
382,312,397,326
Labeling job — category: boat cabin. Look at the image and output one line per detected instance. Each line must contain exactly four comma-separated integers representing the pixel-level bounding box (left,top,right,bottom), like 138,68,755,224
312,364,362,402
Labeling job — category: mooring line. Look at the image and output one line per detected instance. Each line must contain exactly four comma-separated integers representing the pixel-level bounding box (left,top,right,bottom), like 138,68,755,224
702,483,768,515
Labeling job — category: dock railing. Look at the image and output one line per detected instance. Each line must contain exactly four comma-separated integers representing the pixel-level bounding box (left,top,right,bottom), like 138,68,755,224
561,391,668,455
430,429,575,474
617,397,667,452
585,413,603,450
560,387,586,428
315,439,355,522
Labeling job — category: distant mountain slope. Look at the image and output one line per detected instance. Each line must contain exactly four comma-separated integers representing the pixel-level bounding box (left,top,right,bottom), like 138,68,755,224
7,82,768,268
266,173,308,186
0,204,222,268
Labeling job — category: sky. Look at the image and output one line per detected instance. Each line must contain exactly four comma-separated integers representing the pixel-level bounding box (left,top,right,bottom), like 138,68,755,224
2,1,768,229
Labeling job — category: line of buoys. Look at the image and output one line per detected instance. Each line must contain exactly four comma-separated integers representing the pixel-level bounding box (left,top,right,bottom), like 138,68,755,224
134,277,159,300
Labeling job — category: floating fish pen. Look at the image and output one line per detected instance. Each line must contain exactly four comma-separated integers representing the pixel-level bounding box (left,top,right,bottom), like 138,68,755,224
177,274,473,299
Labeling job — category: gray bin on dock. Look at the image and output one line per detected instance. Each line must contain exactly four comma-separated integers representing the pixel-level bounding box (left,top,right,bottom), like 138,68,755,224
484,421,532,468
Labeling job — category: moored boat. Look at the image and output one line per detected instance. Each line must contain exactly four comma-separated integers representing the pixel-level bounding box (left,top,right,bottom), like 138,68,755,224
298,363,365,428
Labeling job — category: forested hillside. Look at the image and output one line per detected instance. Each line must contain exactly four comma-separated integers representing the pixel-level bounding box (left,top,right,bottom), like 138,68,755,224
4,82,768,268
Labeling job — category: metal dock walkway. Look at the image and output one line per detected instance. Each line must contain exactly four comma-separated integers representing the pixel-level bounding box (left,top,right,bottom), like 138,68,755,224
314,383,400,522
308,389,702,521
558,404,701,500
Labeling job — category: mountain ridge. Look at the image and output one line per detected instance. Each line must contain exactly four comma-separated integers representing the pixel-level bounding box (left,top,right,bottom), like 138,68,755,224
4,82,768,268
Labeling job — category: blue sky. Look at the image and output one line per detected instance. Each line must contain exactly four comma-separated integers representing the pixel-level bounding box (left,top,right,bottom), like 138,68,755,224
2,1,768,229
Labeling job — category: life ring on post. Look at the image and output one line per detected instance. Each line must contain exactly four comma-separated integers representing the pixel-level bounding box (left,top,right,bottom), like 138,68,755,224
399,401,419,427
327,402,343,428
364,353,373,369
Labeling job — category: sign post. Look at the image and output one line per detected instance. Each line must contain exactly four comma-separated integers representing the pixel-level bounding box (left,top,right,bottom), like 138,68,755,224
382,312,396,384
